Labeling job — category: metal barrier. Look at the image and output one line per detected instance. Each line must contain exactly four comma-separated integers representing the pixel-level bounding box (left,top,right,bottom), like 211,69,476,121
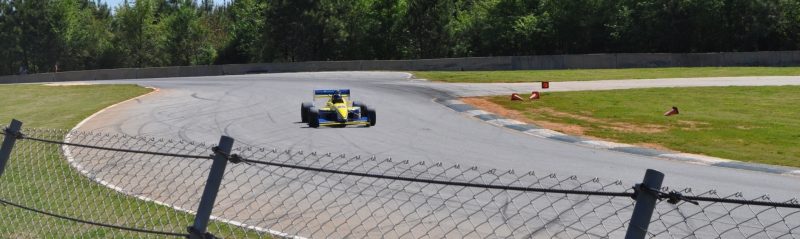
0,119,798,238
2,51,800,84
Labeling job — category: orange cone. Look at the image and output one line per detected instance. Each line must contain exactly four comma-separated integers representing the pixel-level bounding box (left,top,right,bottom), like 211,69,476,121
664,106,679,116
529,91,540,100
542,81,550,89
511,93,523,101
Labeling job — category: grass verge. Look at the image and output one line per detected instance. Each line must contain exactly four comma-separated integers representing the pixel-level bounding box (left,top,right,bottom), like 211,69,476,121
414,67,800,83
0,84,151,128
473,86,800,167
0,84,263,238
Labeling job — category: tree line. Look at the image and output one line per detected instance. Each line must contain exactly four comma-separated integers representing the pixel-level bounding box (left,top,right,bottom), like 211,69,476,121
1,0,799,76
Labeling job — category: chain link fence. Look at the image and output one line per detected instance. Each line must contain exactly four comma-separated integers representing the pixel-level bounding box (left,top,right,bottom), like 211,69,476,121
0,121,799,238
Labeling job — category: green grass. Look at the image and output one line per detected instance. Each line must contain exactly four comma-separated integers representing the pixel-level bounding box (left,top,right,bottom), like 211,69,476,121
484,86,800,167
0,84,265,238
414,67,800,83
0,84,151,128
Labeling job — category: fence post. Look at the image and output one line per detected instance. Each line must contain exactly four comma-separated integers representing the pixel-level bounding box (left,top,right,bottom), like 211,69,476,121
0,119,23,178
188,136,234,239
625,169,665,239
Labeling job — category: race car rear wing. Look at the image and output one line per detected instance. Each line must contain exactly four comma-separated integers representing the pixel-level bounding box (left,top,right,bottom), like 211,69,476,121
314,89,350,99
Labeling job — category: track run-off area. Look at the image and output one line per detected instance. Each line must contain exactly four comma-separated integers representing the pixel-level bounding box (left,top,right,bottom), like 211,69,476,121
72,72,800,198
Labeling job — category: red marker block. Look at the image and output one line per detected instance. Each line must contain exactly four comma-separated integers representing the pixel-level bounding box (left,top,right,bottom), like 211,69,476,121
511,93,523,101
530,91,540,100
542,81,550,89
664,106,679,116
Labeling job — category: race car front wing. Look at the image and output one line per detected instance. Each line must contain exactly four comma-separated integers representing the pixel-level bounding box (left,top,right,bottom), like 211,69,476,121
317,117,371,126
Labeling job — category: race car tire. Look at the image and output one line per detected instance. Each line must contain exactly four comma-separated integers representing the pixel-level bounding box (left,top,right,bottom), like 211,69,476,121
353,101,368,114
308,108,320,128
366,108,376,126
301,102,313,123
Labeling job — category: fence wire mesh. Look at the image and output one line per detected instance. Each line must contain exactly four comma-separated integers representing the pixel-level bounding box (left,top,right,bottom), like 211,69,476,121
0,128,798,238
0,129,213,238
649,190,800,238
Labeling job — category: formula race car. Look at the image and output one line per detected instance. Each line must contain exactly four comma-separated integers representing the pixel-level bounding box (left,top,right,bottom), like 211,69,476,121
301,89,376,128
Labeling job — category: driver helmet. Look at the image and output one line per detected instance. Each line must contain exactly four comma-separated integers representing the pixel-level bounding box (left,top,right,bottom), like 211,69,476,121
332,92,343,102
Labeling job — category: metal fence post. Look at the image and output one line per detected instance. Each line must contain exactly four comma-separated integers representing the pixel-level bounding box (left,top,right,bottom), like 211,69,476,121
188,136,234,239
625,169,665,239
0,119,23,179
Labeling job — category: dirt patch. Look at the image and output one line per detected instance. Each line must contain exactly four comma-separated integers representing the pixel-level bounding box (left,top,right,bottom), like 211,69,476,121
533,120,588,135
636,143,671,151
461,97,591,136
535,108,667,134
462,97,667,134
678,120,711,131
461,97,530,122
735,125,759,130
601,124,667,134
460,97,674,150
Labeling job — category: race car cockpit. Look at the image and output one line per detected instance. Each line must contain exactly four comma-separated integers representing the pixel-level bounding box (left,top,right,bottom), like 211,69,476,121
331,93,344,104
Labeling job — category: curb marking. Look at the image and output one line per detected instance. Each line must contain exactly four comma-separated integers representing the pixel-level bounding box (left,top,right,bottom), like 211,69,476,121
610,147,669,157
578,140,633,149
658,153,731,164
475,114,502,121
504,124,541,132
464,110,491,116
446,104,474,112
524,129,566,138
486,119,526,127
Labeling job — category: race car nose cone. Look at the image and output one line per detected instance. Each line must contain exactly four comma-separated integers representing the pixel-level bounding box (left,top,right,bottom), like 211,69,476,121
337,107,349,121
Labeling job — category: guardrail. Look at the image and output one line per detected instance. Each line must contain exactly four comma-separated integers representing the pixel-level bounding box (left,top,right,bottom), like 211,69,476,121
2,51,800,84
1,119,798,238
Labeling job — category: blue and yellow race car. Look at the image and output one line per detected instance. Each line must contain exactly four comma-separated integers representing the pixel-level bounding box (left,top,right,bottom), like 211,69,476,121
301,89,376,128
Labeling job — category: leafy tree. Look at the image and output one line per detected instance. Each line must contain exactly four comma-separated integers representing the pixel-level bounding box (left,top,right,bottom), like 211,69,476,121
405,0,458,58
360,0,411,59
467,0,548,56
164,0,215,65
112,0,167,67
776,0,800,50
216,0,266,63
262,0,318,61
722,0,782,51
3,0,800,76
10,0,63,73
51,0,115,71
0,0,21,75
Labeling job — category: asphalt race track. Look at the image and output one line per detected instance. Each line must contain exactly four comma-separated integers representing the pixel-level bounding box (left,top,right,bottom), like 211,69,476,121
67,72,800,237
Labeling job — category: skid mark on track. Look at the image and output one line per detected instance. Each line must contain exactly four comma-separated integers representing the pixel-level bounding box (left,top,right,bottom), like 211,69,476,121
191,92,217,101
